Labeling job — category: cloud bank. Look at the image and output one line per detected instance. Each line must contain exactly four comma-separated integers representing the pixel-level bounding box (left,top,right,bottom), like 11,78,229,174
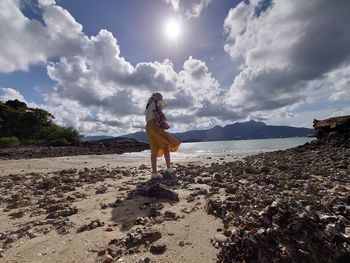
0,0,349,135
224,0,350,115
0,0,232,135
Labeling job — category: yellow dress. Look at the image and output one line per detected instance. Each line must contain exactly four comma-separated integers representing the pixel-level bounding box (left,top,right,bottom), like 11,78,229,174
146,119,181,157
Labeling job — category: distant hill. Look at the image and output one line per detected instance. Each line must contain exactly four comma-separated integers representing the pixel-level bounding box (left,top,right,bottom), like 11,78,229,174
121,120,315,143
96,137,139,143
83,135,114,141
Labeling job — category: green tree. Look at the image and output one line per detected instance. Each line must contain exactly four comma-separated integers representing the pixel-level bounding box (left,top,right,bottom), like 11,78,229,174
0,99,82,146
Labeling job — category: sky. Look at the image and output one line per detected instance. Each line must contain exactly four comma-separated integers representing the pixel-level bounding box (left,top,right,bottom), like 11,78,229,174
0,0,349,136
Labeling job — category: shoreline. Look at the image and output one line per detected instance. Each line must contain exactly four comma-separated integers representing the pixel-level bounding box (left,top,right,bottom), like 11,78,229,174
0,139,149,161
0,143,349,262
0,152,242,176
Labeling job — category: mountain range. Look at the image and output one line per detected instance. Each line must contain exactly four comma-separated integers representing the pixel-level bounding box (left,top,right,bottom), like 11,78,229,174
84,120,314,143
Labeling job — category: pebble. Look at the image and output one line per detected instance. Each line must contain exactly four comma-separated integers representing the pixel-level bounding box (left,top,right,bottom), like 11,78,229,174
213,233,227,243
138,257,151,263
150,241,166,254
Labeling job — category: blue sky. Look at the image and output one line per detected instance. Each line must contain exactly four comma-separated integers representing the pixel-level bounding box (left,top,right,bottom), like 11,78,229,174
0,0,349,135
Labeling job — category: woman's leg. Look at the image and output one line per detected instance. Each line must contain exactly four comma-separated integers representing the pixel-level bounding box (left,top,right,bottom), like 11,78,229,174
164,146,171,169
151,151,157,173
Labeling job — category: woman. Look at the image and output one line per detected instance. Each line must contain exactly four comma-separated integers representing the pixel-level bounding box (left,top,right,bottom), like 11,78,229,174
145,92,180,179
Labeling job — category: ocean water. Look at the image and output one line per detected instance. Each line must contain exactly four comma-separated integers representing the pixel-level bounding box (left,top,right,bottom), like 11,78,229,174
120,137,315,159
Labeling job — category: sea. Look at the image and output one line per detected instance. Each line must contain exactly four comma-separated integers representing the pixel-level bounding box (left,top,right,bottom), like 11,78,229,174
119,137,315,159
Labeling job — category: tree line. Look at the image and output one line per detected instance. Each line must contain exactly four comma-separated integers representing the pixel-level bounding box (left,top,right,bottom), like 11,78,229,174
0,99,81,147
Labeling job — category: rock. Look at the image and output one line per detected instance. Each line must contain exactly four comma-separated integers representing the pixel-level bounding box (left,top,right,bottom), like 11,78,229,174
260,166,270,173
8,210,26,219
27,229,38,238
277,164,289,171
56,218,73,235
186,195,195,202
150,241,166,254
178,240,185,246
190,188,208,196
135,217,149,226
162,172,178,181
107,244,122,258
213,233,227,244
313,115,350,146
95,254,114,263
0,140,149,160
238,179,249,185
225,185,237,194
142,229,162,243
95,185,108,194
135,181,179,201
213,173,223,182
138,257,151,263
163,210,179,221
5,234,19,244
148,207,161,218
77,219,104,233
217,199,350,262
45,206,78,219
105,226,114,232
205,199,225,219
0,231,9,240
40,178,56,190
123,228,162,248
46,203,70,213
244,166,259,174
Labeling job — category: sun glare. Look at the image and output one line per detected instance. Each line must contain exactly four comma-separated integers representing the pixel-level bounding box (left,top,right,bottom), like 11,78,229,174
165,20,181,41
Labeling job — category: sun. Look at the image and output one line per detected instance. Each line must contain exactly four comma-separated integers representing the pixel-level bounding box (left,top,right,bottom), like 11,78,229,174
165,19,181,41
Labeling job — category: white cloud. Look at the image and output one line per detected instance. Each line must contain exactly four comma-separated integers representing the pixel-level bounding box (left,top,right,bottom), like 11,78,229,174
163,0,210,19
186,0,211,19
266,106,350,128
0,0,86,73
164,0,180,11
224,0,350,115
0,0,233,134
38,0,56,6
326,65,350,101
2,0,348,135
0,88,26,102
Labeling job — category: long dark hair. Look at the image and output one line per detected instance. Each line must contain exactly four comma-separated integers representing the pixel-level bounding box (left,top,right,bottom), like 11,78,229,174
146,93,163,109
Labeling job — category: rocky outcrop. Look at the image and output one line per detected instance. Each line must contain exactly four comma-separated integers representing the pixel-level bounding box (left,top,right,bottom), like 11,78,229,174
314,115,350,147
0,139,149,160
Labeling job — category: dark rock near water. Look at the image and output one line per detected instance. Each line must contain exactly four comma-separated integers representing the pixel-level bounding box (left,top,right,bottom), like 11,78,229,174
314,115,350,147
0,139,149,160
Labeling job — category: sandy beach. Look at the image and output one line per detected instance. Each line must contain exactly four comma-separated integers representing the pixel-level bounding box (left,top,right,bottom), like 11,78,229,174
1,142,349,263
0,153,241,176
0,153,239,263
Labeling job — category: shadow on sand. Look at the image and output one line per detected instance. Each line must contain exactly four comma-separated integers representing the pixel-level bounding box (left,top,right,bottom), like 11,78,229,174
110,176,180,232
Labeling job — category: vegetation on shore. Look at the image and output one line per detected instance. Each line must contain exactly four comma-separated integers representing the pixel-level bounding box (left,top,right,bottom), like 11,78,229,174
0,99,81,147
